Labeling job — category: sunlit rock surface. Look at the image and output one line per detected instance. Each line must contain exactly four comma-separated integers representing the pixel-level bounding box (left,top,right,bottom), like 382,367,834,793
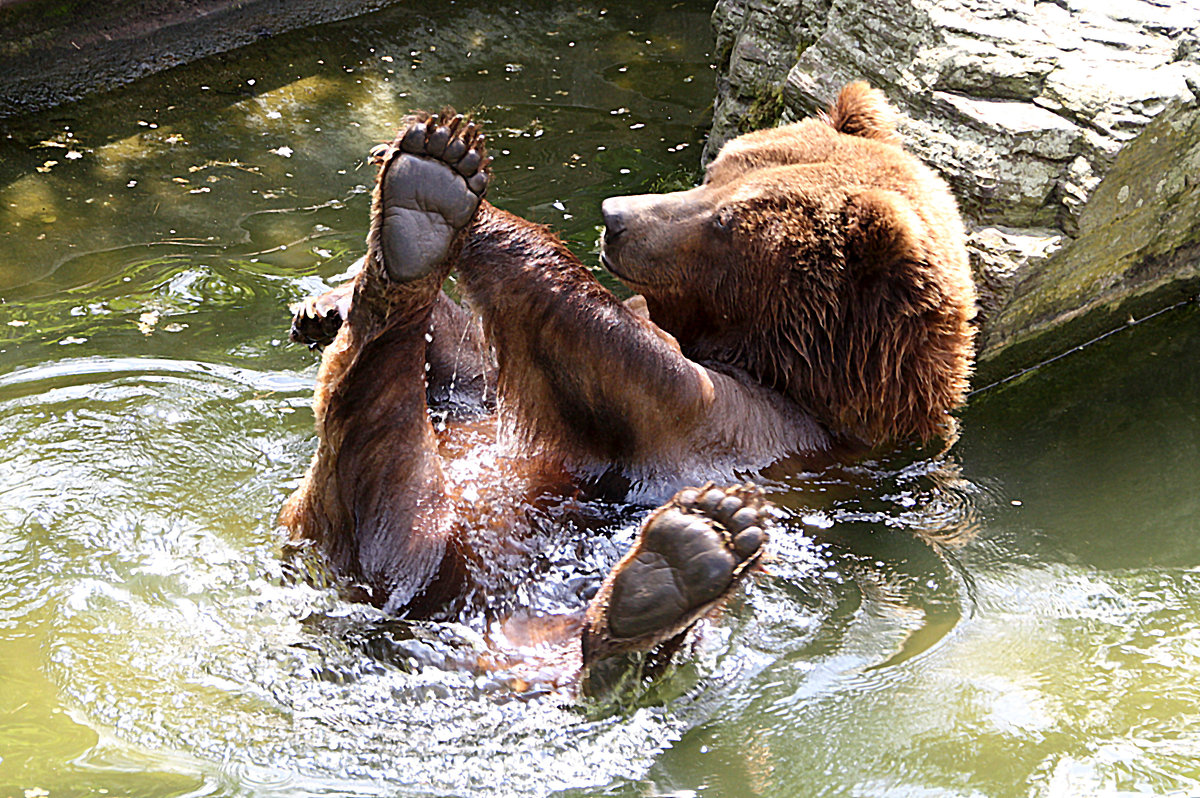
708,0,1200,365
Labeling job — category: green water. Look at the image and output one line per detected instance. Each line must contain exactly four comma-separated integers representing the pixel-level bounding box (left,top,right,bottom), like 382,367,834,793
2,2,1199,796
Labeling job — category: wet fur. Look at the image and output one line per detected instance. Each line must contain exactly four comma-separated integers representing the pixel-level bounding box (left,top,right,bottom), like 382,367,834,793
626,81,975,444
281,84,976,642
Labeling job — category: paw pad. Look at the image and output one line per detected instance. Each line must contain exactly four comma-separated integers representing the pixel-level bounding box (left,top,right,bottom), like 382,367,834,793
582,482,770,664
371,110,491,282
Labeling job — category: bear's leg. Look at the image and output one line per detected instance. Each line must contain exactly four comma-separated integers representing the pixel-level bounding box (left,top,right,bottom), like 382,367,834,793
291,285,495,410
452,204,724,466
581,484,769,665
282,113,491,615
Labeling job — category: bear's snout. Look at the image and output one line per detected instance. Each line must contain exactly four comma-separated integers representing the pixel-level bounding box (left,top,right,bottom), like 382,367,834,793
600,189,715,286
601,197,628,238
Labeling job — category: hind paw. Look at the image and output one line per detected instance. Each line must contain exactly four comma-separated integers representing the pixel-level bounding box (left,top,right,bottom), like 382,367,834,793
581,483,769,664
370,111,490,282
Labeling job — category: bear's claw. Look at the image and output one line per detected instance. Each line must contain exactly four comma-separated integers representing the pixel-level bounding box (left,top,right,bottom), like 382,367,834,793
581,482,769,665
373,111,490,282
289,282,353,349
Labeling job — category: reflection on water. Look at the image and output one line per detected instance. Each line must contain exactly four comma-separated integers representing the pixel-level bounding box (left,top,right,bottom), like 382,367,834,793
1,1,1199,796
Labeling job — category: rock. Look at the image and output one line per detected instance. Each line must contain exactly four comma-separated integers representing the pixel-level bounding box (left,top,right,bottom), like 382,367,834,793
707,0,1200,368
709,0,834,145
0,0,404,119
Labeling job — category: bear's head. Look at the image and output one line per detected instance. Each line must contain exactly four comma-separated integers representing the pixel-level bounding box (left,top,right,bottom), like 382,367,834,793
600,82,976,448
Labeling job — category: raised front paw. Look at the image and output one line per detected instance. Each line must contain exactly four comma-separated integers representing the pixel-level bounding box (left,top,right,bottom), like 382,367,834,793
581,483,770,665
289,281,353,349
369,111,490,282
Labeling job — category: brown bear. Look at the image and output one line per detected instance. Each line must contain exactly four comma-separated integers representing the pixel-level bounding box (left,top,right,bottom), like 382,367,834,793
281,82,976,678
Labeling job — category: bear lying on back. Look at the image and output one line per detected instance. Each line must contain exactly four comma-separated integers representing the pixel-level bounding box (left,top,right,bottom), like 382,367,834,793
282,82,976,676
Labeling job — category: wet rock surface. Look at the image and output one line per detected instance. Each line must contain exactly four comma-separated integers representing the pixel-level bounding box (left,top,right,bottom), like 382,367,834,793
709,0,1200,366
0,0,404,118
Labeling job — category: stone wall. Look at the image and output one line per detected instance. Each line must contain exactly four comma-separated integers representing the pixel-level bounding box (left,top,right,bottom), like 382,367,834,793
0,0,403,118
708,0,1200,368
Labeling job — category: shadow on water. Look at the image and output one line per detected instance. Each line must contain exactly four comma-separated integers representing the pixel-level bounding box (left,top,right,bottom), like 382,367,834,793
0,0,714,299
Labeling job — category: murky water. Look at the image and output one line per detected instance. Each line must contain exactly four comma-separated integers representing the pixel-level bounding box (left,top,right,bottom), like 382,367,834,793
2,2,1199,796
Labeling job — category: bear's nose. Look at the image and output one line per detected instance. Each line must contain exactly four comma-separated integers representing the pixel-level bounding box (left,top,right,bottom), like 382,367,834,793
601,198,627,237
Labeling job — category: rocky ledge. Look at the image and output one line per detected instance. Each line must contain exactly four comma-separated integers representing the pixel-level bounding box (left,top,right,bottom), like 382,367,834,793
708,0,1200,370
0,0,403,118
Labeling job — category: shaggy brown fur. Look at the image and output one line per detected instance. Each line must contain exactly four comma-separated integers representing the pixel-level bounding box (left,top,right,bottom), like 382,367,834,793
281,84,977,660
602,80,976,446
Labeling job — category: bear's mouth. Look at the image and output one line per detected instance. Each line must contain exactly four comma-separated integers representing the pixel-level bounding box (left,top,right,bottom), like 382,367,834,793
600,251,643,288
598,250,622,278
600,247,667,290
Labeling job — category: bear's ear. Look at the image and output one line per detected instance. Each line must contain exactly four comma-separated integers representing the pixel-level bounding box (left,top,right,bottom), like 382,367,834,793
842,189,923,278
822,82,902,146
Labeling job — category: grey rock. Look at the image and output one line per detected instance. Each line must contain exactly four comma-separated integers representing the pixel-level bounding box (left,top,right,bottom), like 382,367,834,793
708,0,1200,365
0,0,405,119
707,0,834,160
